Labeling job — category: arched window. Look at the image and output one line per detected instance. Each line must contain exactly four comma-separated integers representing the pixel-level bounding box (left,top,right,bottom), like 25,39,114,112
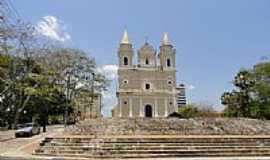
124,57,128,65
145,105,152,117
145,83,150,90
145,59,149,65
167,58,171,67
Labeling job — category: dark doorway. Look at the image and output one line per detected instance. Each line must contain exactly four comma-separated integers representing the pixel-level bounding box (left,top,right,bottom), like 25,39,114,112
145,58,149,65
145,105,153,117
124,57,128,65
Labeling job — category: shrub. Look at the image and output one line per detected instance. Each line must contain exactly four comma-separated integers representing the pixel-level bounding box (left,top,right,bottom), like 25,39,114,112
178,105,200,118
178,103,222,118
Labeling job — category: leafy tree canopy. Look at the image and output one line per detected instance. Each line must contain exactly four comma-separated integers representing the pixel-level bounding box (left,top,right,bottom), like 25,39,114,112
221,61,270,119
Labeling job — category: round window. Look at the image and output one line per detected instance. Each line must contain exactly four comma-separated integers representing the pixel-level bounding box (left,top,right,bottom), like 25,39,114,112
167,80,172,85
123,79,128,84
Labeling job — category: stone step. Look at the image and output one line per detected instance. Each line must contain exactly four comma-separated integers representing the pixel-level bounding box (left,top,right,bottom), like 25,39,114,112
48,138,270,143
48,136,270,140
36,148,270,156
36,136,270,158
34,151,270,159
46,139,270,144
36,146,270,155
43,141,269,147
38,145,270,151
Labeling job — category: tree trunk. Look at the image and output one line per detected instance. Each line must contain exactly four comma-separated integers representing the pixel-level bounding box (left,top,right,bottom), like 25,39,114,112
42,119,46,132
13,95,31,128
42,111,48,132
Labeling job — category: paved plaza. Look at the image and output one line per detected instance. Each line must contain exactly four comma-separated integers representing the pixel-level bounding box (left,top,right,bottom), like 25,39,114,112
0,125,63,159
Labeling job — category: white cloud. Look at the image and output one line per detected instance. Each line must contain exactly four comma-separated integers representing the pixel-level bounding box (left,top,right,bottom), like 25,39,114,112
97,64,118,80
97,64,118,117
101,90,117,117
186,84,195,91
36,16,71,42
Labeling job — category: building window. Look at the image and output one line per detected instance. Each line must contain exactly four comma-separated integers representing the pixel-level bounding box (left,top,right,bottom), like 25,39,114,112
124,57,128,65
123,79,128,84
145,83,150,90
145,58,149,65
169,102,173,105
168,80,172,85
167,58,171,67
124,101,128,105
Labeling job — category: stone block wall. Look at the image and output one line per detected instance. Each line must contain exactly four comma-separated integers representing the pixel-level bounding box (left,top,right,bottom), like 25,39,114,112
67,118,270,136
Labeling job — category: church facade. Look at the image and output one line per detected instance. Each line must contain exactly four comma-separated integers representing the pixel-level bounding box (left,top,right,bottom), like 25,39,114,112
112,30,179,118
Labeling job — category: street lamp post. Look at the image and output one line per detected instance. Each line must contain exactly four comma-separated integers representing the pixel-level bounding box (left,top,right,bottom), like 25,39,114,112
5,107,11,129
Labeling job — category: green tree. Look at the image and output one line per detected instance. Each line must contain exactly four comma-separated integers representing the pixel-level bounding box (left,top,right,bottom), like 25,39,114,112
1,9,109,128
221,61,270,119
249,62,270,119
36,48,109,126
221,69,254,117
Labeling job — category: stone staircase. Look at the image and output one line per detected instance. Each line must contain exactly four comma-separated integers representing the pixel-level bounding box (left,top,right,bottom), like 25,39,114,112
34,135,270,159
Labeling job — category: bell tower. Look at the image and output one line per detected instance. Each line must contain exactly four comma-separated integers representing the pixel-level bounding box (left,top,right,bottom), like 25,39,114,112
159,33,176,69
118,29,133,68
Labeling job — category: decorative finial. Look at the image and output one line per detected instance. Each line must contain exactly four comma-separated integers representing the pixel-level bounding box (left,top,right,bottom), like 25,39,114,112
120,28,130,44
162,32,171,45
145,36,149,45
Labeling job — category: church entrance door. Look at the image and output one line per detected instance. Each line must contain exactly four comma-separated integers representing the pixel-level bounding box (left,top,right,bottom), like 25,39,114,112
145,105,153,117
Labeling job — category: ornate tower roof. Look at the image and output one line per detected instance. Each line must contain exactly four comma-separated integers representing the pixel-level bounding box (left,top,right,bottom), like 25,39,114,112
161,32,171,45
139,42,155,54
120,29,131,44
138,42,156,67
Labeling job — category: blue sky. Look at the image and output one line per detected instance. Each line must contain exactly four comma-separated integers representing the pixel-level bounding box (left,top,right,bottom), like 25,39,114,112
13,0,270,115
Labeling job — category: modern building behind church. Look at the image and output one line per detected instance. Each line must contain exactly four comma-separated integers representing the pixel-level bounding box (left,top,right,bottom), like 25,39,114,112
112,30,185,118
